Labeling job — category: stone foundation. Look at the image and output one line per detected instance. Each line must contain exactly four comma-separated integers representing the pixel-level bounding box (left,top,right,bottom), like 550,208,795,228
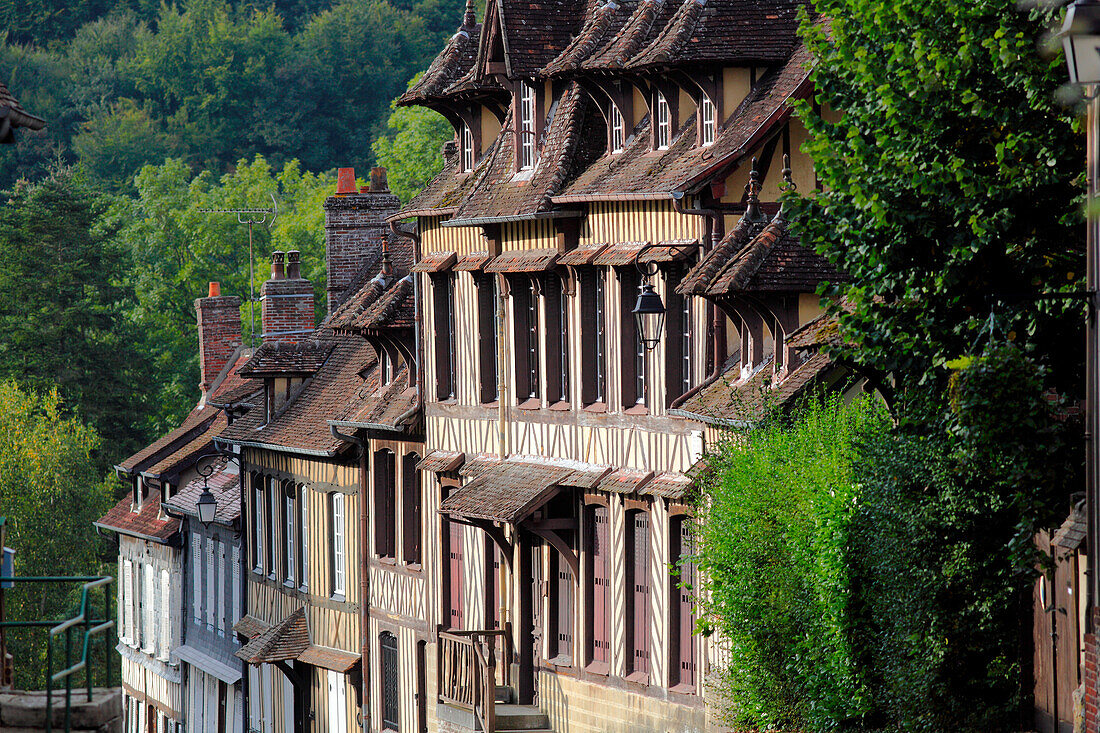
0,687,122,732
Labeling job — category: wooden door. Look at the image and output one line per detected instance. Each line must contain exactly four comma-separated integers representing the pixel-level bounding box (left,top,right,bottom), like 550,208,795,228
327,669,348,733
447,521,464,629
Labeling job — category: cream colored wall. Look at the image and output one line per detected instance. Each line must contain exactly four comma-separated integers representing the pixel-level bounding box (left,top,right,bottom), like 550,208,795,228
678,88,696,129
798,293,825,325
538,670,709,733
632,86,647,129
121,656,183,720
502,219,557,252
721,67,751,121
421,217,485,256
579,201,701,245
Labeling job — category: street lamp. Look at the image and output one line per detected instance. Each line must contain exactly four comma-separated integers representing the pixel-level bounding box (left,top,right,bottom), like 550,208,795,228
631,241,707,349
196,484,217,527
1062,0,1100,85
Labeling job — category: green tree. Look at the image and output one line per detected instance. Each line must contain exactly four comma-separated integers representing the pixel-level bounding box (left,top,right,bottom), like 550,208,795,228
0,167,152,462
788,0,1084,397
0,381,112,689
373,72,452,201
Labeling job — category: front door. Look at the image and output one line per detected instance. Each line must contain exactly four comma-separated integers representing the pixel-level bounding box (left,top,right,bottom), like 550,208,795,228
327,669,348,733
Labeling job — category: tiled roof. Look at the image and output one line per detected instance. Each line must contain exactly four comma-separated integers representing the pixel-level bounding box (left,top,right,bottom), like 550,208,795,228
593,241,648,266
1052,504,1087,551
142,413,227,480
786,311,842,350
394,142,482,219
331,276,415,333
675,352,835,424
117,406,217,472
162,456,242,524
680,210,842,296
483,248,559,273
557,243,608,265
398,24,482,105
440,457,574,522
206,379,263,409
235,608,310,665
577,0,678,71
94,490,181,544
554,43,812,200
446,82,606,223
417,450,466,473
493,0,589,78
233,615,271,639
559,464,612,489
219,336,375,456
329,365,418,431
298,645,360,673
458,453,503,478
541,0,636,76
0,78,45,142
238,340,335,376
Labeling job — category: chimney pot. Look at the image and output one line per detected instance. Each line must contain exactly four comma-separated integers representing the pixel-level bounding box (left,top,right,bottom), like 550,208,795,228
271,251,285,280
370,167,389,193
208,281,221,297
336,168,357,195
287,250,302,280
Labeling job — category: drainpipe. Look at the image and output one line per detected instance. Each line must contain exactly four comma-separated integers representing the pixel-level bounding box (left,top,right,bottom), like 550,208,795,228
496,274,509,459
329,424,369,732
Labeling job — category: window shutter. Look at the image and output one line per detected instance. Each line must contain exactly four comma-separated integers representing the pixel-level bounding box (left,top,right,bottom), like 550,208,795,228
232,544,241,627
579,270,598,404
206,539,216,630
556,558,574,662
477,275,498,403
593,507,610,665
192,535,202,625
117,557,124,642
143,563,154,653
300,486,309,590
402,453,421,565
629,512,650,676
217,538,226,636
447,521,464,629
619,269,641,407
672,517,696,689
160,569,170,660
122,559,133,644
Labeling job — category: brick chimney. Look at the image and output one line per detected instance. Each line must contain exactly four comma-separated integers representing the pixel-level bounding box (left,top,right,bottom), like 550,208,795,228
261,250,315,343
195,282,242,394
324,166,400,313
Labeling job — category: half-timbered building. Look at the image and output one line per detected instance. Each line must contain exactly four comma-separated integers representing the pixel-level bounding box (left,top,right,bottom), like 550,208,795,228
392,0,846,731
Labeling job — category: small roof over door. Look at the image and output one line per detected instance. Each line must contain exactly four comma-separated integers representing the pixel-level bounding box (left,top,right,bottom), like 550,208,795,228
439,457,575,523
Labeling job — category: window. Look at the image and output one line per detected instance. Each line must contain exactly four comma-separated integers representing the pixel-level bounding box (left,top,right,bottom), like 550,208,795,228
586,504,610,671
381,632,400,731
700,93,716,146
580,269,608,405
655,92,671,150
251,475,263,573
375,450,396,559
512,276,540,402
670,515,696,690
476,274,499,403
610,103,625,153
620,269,645,408
299,486,309,591
519,82,537,170
380,349,393,385
462,123,475,172
432,275,456,401
284,484,296,585
544,275,570,404
402,453,421,565
665,277,693,407
627,511,651,679
332,493,346,597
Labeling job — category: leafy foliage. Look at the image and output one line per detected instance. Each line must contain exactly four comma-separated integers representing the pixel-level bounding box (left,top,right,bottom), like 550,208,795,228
787,0,1085,395
373,73,452,201
0,381,112,689
0,167,152,462
694,396,886,731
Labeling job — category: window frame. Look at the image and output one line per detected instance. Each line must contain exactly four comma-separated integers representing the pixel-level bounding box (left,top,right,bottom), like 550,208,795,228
610,103,625,154
476,274,499,404
283,482,296,586
402,452,422,566
700,93,716,147
331,493,346,598
432,274,457,401
655,92,671,150
462,123,475,172
511,275,541,403
518,82,537,170
374,449,397,560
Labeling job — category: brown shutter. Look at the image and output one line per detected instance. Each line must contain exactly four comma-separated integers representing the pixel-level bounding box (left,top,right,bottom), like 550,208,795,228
556,556,574,664
402,453,421,564
588,506,610,666
432,275,454,400
579,270,598,404
447,521,464,629
671,517,696,689
477,275,498,403
628,511,650,676
511,276,540,401
619,269,640,406
664,265,686,408
544,275,569,404
375,451,396,558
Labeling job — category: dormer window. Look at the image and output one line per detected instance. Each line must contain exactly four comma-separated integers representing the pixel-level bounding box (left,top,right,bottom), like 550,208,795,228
610,104,625,154
700,93,716,147
380,349,393,385
655,93,671,150
461,123,475,172
519,82,536,170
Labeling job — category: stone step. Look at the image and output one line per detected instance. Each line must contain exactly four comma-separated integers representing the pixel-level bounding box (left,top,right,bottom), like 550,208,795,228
494,685,514,704
0,687,121,732
493,704,551,732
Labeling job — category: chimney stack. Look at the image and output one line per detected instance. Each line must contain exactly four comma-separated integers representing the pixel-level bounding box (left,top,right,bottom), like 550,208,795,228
195,283,242,394
262,251,315,343
324,166,401,313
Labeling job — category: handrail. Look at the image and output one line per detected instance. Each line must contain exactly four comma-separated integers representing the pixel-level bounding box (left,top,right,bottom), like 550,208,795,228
438,627,514,732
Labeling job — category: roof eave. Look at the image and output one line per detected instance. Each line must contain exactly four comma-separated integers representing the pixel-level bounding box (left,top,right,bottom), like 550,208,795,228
213,436,339,459
441,210,584,227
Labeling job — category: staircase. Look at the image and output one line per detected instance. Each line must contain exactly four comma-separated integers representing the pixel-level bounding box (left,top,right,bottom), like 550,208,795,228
491,686,553,733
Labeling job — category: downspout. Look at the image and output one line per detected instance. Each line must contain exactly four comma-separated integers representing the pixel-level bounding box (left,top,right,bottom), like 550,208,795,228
496,273,509,459
329,424,369,732
389,222,425,432
669,191,727,410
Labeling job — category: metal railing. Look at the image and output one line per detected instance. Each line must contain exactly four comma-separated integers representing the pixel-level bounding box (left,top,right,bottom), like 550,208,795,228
0,575,115,733
438,626,513,732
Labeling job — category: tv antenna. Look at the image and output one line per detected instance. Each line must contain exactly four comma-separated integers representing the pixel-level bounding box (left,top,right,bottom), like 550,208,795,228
197,193,278,347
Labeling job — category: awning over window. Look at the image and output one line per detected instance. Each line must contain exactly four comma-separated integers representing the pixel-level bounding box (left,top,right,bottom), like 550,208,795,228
483,249,559,274
454,252,494,271
439,457,575,523
410,250,457,273
232,614,270,639
173,644,243,684
597,469,655,494
557,243,608,266
1052,504,1087,551
639,471,692,499
298,644,361,673
235,607,310,665
416,449,464,474
458,453,502,479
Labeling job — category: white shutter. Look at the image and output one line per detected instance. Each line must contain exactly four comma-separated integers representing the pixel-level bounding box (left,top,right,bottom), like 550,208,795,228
206,539,215,630
117,558,125,643
143,564,154,653
191,535,201,625
232,544,241,627
122,560,133,645
248,666,261,731
216,538,226,636
300,489,309,591
159,569,170,660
